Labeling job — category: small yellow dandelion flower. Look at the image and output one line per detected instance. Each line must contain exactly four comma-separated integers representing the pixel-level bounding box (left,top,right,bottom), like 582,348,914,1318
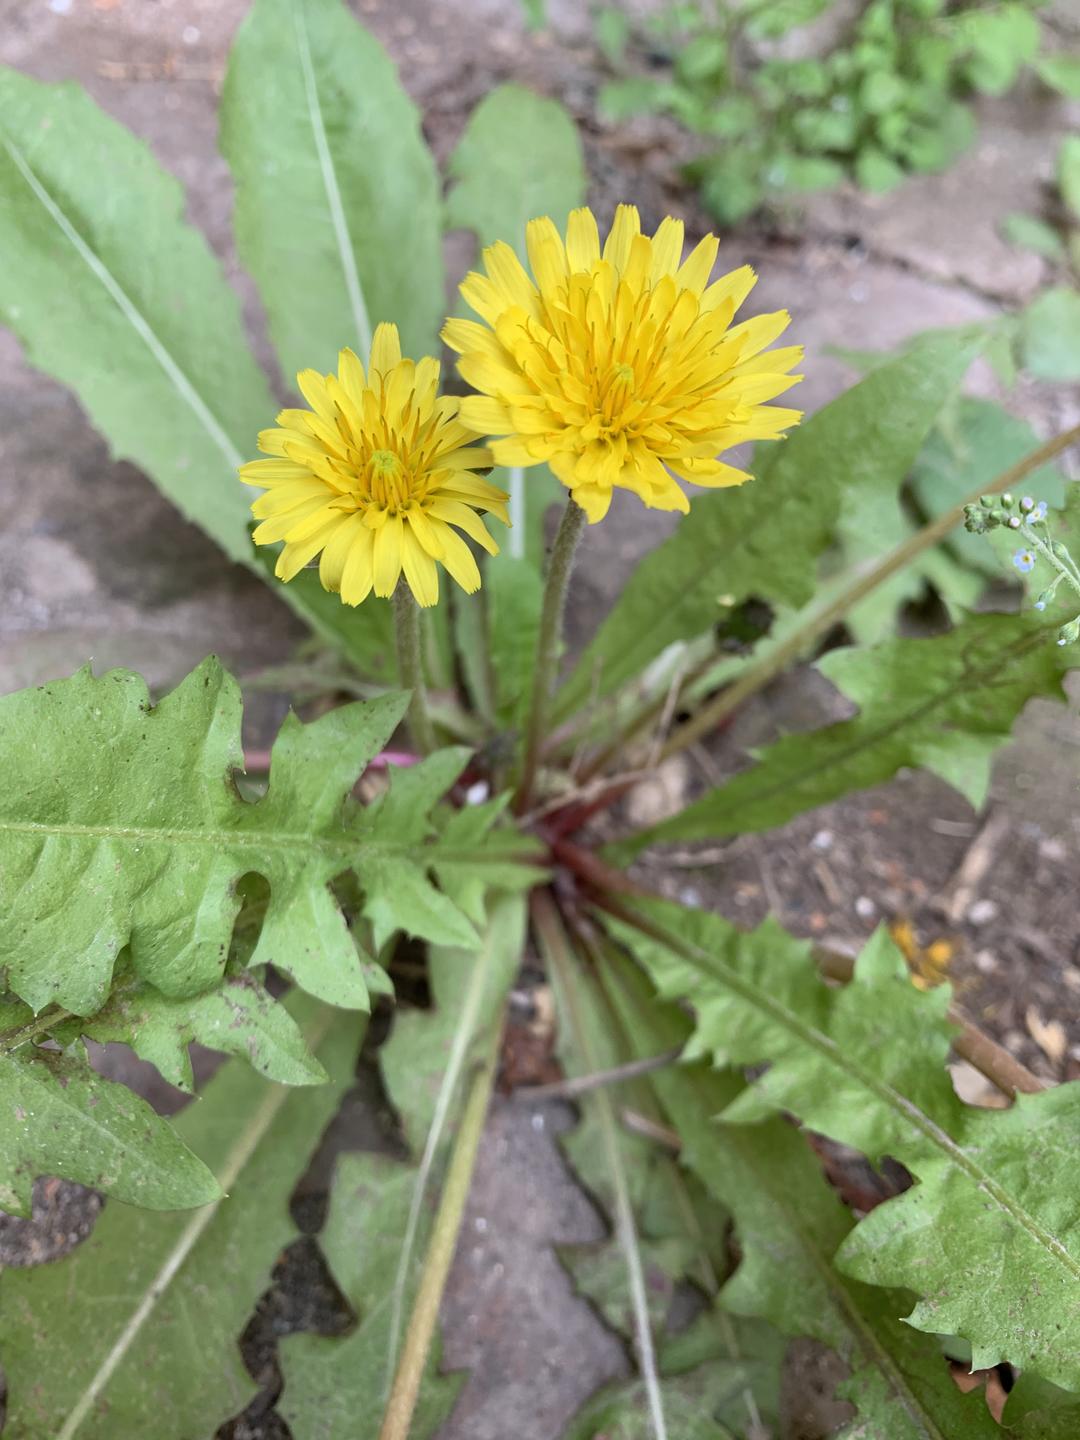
443,204,803,523
240,323,508,608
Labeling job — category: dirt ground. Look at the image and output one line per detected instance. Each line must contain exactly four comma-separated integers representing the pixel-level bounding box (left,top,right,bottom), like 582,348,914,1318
0,0,1079,1435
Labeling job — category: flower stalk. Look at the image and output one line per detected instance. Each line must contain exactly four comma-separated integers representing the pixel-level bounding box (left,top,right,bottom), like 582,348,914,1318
392,586,437,756
516,497,588,813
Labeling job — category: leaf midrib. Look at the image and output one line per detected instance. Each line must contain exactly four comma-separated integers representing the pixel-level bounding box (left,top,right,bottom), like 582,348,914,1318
0,818,510,875
0,815,371,855
385,936,493,1395
2,140,246,487
291,0,372,357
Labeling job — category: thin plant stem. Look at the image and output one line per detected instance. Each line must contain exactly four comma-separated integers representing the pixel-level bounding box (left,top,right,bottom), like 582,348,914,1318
657,421,1080,762
378,1016,502,1440
511,1047,683,1101
516,498,588,814
0,1006,73,1055
392,586,437,756
1024,523,1080,601
533,890,669,1440
575,646,719,786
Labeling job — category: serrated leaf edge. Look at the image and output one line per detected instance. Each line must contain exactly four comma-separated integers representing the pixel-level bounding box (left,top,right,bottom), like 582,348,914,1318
613,906,1080,1295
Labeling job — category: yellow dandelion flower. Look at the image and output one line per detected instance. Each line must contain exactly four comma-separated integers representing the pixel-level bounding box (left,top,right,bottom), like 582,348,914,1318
240,323,509,608
443,204,803,523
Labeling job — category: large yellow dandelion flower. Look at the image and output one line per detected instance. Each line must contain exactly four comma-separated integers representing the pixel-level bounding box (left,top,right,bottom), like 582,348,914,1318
443,205,803,523
240,323,508,608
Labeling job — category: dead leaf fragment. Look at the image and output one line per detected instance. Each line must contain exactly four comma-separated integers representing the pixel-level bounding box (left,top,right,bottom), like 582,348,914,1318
1025,1005,1066,1066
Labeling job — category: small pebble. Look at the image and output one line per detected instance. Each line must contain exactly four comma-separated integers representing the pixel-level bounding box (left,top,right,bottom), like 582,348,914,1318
181,23,200,43
679,885,702,908
854,895,875,919
967,898,999,925
973,949,999,974
811,829,834,852
530,1112,545,1132
623,754,690,829
465,780,490,806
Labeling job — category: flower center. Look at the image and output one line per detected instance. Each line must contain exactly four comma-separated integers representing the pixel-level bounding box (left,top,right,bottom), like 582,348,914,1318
597,362,637,428
367,448,413,511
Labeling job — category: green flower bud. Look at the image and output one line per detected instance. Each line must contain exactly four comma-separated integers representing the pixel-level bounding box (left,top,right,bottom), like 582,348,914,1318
963,504,991,534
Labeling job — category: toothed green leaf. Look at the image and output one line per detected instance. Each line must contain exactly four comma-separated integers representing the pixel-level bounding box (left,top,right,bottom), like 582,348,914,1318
838,1082,1080,1384
55,972,329,1091
609,900,1080,1391
565,1309,784,1440
380,895,525,1151
599,940,1006,1440
0,659,508,1021
279,1153,465,1440
428,795,541,926
552,954,730,1342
